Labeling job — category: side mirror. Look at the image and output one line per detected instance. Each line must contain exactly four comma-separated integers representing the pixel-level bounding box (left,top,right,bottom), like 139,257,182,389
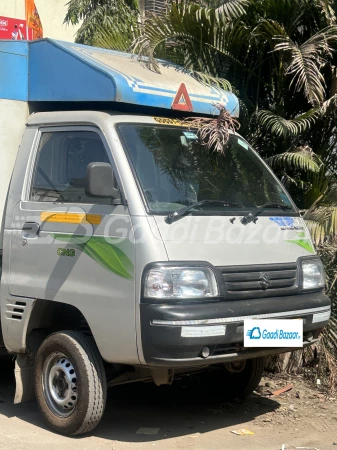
85,162,119,199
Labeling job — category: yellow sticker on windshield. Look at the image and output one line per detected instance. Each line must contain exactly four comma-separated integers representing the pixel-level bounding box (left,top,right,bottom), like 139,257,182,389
153,117,190,127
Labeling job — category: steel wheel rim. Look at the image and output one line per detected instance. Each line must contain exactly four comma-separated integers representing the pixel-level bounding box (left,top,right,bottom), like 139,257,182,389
42,352,78,418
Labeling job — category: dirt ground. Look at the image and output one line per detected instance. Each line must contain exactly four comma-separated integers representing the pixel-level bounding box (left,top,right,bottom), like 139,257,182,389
0,355,336,450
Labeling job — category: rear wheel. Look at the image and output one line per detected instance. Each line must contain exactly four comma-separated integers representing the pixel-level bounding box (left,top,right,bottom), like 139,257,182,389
205,357,265,400
34,330,107,436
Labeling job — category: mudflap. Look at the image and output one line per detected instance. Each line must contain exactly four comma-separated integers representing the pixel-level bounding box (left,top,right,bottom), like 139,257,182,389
14,354,35,404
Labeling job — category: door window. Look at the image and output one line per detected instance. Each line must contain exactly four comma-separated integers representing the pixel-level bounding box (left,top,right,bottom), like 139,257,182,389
30,130,119,204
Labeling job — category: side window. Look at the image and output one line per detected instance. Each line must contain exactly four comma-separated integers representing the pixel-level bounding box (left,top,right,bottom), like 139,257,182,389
30,130,120,204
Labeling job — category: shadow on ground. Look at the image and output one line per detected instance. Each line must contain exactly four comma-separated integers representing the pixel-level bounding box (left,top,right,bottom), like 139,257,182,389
0,355,280,443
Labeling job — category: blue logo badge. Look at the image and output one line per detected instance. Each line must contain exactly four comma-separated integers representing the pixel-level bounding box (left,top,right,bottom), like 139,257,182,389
269,217,303,231
269,217,294,227
246,326,261,339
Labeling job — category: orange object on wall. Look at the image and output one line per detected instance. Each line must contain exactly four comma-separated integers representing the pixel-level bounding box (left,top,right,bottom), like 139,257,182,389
25,0,43,39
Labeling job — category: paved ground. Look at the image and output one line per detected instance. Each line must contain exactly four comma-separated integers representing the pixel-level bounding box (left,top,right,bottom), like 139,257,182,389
0,355,336,450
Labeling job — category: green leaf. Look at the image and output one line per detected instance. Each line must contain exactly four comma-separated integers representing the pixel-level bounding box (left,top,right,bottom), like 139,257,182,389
52,234,134,279
286,239,315,253
82,237,134,279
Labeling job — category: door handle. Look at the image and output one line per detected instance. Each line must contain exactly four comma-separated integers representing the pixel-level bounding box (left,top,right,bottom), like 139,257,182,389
22,222,40,238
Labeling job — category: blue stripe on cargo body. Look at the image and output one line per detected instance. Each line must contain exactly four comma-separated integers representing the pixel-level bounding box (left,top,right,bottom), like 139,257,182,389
119,90,239,116
0,41,29,101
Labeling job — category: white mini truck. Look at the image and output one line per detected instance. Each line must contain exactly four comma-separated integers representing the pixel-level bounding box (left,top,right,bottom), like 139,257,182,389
0,39,330,435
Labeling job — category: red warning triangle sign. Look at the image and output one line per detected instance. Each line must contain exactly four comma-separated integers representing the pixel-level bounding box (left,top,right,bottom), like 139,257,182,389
172,83,193,112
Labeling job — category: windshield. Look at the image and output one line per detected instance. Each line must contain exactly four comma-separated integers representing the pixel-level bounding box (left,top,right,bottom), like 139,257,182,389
118,124,295,215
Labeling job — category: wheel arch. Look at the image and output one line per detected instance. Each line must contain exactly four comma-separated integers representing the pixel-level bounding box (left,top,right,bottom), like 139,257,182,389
26,299,96,352
13,299,100,406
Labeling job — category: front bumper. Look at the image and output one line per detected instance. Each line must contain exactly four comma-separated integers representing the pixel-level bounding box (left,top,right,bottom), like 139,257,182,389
140,291,330,367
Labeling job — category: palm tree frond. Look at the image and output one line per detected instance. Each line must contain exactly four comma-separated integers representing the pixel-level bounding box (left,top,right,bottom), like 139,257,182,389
267,146,323,173
305,206,337,244
93,14,140,51
215,0,249,20
254,110,318,138
183,104,240,153
192,72,232,92
132,1,252,77
314,0,336,25
274,26,337,105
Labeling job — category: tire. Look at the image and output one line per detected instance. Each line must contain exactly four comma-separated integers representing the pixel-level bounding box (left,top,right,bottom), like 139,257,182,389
34,330,107,436
205,357,265,400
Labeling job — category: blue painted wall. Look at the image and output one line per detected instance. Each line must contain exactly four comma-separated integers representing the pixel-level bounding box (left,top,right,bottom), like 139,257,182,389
0,41,28,101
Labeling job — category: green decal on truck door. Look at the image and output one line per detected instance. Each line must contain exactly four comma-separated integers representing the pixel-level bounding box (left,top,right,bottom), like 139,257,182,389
57,248,76,257
286,239,315,253
52,234,134,279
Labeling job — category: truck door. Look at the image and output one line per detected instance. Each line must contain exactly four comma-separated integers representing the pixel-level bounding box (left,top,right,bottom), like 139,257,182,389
8,126,137,363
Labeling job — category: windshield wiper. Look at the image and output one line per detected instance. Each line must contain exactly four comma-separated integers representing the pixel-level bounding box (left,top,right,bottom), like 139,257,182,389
241,203,293,225
165,200,244,224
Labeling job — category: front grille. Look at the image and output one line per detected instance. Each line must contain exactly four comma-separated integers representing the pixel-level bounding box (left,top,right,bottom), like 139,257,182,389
219,263,298,300
212,342,243,356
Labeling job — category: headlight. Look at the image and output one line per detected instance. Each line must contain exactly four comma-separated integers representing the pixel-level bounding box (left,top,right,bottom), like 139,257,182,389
144,266,219,299
301,259,325,290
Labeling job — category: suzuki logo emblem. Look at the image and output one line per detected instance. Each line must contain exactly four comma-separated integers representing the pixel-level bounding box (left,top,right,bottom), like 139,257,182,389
259,272,270,290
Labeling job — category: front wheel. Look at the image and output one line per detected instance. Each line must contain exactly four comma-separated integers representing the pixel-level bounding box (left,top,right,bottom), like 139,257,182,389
34,330,107,436
205,357,265,400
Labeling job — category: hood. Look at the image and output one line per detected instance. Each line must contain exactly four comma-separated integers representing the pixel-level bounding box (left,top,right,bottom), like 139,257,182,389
153,215,315,266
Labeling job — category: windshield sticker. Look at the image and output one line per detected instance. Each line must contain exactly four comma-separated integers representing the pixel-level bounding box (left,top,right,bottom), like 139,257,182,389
183,131,198,140
153,117,190,127
238,138,249,150
269,217,304,231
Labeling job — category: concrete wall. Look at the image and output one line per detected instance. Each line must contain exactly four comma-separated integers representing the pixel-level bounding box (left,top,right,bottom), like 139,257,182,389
0,0,25,19
0,0,79,42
